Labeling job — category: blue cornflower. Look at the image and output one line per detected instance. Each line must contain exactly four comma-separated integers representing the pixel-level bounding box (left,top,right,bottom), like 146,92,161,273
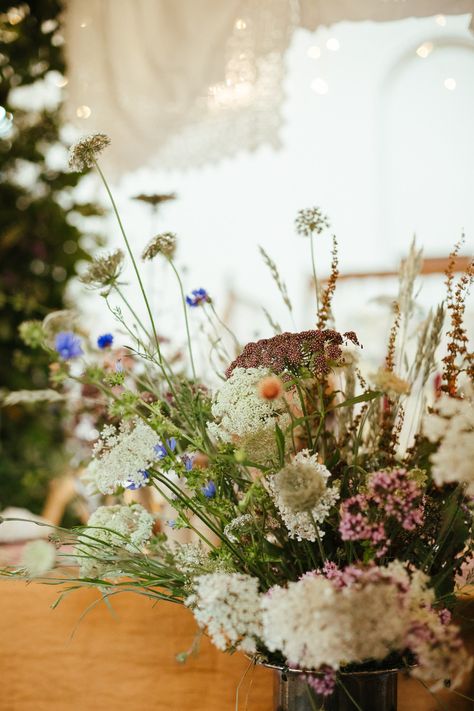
186,288,210,307
54,331,83,360
167,519,177,529
124,470,150,490
97,333,114,349
154,437,177,459
181,454,194,472
201,481,216,499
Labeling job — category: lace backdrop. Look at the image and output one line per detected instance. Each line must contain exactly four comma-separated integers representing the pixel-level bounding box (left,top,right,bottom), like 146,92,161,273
64,0,474,173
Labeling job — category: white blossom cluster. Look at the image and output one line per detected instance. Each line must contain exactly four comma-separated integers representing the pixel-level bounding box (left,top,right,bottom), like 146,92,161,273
223,514,254,543
186,572,262,654
261,570,409,670
424,391,474,494
21,540,56,577
77,504,154,578
87,419,159,494
261,561,470,688
207,367,290,463
269,451,339,541
174,543,209,576
408,606,473,692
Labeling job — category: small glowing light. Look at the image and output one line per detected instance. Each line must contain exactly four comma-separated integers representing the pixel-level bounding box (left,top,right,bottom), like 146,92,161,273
52,266,67,282
7,8,24,25
0,106,14,137
55,75,68,88
235,18,247,30
326,38,340,52
307,45,321,59
435,14,447,26
416,42,434,58
311,78,329,95
444,77,456,91
80,21,88,28
76,105,92,118
41,19,58,34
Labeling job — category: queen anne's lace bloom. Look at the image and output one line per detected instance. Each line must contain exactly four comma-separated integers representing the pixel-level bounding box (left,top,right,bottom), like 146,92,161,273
262,566,409,670
269,451,339,541
207,367,290,463
78,504,154,578
142,232,176,260
88,419,159,494
21,540,56,577
424,391,474,494
68,133,111,171
262,561,470,689
186,573,262,653
84,504,154,550
223,514,254,543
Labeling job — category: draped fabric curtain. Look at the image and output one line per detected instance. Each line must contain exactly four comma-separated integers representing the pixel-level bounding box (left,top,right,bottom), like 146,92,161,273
64,0,474,173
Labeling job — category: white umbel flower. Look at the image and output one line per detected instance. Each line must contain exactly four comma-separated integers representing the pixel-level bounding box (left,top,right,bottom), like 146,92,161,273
21,539,56,577
186,572,262,653
262,568,409,670
88,419,159,494
269,451,339,541
77,504,154,578
424,392,474,494
207,367,290,463
84,504,154,550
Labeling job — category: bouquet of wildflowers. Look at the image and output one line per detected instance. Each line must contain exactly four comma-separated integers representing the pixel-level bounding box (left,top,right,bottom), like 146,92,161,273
3,134,473,705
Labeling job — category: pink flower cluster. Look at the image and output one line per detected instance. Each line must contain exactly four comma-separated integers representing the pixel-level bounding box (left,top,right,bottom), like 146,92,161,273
306,666,336,696
339,468,425,555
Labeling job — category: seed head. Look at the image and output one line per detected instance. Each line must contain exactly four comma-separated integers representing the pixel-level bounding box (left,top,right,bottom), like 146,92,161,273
142,232,177,260
295,207,330,237
69,133,111,171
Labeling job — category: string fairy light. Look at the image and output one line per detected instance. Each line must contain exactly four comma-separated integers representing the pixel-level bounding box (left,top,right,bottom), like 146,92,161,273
416,42,434,58
311,78,329,95
0,106,13,137
443,77,456,91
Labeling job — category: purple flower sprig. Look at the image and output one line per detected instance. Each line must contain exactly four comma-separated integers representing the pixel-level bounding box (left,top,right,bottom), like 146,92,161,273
54,331,83,360
186,288,210,308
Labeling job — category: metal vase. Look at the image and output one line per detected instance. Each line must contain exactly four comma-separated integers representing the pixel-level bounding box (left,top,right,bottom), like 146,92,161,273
272,666,398,711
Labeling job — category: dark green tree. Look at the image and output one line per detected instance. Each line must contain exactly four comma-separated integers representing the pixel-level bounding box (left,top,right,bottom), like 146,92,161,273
0,1,100,514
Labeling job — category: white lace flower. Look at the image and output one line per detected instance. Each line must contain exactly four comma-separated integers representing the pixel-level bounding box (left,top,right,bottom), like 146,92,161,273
224,514,254,543
87,419,159,494
207,367,290,463
262,566,410,670
269,451,339,541
77,504,154,578
21,540,56,577
174,543,208,575
186,572,262,653
424,392,474,494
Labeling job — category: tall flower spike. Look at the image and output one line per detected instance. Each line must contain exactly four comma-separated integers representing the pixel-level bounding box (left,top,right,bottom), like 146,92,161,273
295,207,330,237
142,232,177,260
68,133,111,171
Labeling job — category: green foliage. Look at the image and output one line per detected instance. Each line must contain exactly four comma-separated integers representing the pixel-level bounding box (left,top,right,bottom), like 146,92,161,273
0,1,100,513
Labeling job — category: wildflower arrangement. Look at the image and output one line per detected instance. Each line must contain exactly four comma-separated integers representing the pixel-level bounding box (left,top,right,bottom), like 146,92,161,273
2,134,473,707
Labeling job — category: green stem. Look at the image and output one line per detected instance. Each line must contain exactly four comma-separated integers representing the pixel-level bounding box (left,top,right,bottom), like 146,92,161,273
113,284,152,341
208,302,240,353
310,234,320,320
167,258,197,382
93,159,163,364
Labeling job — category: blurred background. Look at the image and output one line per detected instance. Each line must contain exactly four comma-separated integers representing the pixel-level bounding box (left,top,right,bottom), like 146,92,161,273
0,0,473,524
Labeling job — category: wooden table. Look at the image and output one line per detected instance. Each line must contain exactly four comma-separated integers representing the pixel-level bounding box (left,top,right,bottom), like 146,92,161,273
0,581,472,710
